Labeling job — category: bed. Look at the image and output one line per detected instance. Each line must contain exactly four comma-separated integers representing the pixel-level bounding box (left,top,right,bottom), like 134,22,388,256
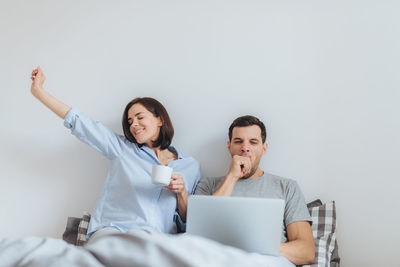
0,199,339,267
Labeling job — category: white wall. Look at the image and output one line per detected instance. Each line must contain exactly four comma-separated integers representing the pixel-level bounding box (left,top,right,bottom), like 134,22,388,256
1,1,399,266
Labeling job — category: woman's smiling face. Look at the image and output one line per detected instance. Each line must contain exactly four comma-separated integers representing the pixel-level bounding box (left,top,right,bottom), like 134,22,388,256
127,103,162,147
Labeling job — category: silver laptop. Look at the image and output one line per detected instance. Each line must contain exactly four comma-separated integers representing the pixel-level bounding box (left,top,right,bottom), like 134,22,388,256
186,195,284,256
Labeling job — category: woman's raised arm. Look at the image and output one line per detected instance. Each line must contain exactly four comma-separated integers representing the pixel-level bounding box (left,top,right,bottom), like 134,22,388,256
30,66,71,119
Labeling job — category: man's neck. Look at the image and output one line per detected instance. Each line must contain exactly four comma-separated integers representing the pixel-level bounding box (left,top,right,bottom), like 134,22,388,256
246,168,264,180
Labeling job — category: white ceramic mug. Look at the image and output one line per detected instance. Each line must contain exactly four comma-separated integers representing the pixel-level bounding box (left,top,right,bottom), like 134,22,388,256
151,165,173,185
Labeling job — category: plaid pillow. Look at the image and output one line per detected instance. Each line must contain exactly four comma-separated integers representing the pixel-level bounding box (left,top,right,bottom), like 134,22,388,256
302,200,337,267
76,211,90,246
62,216,81,245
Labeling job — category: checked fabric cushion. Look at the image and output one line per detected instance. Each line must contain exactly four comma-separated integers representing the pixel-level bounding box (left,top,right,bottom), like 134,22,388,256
302,200,338,267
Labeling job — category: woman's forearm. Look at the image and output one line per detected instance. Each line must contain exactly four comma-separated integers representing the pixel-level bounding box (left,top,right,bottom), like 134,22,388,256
33,89,71,119
176,191,188,222
30,67,71,119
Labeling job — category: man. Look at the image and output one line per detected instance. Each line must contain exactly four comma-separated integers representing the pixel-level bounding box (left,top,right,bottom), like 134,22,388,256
194,115,315,266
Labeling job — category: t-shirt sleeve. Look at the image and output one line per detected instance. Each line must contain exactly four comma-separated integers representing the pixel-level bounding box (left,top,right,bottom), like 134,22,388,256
284,180,312,227
194,177,214,195
188,162,201,194
64,107,123,160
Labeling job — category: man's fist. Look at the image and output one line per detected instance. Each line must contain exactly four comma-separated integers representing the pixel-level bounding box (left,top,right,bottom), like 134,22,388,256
227,155,253,181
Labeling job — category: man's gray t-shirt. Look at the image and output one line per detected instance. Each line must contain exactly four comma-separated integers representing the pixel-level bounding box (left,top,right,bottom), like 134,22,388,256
194,172,311,242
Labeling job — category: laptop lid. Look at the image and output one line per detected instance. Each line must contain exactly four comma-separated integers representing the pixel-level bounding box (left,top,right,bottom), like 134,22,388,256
186,195,284,256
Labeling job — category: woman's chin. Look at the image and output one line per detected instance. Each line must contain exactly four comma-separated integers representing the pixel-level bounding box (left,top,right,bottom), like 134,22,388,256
135,138,145,144
137,139,151,147
135,136,156,147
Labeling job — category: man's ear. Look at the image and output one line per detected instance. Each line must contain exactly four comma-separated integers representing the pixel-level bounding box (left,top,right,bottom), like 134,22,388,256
262,142,268,155
227,140,231,152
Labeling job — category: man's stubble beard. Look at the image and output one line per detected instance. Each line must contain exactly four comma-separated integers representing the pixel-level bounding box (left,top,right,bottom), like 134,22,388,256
240,165,259,179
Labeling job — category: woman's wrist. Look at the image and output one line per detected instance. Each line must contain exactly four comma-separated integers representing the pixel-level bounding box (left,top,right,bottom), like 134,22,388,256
31,86,45,99
177,189,188,201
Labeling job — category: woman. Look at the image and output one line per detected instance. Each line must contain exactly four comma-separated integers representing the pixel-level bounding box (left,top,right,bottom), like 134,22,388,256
30,67,200,241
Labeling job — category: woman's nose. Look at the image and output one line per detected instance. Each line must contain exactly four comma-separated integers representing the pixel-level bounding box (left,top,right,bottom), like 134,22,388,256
131,120,139,127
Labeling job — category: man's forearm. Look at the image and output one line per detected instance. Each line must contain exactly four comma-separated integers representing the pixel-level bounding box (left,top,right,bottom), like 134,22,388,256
212,175,238,196
280,240,315,265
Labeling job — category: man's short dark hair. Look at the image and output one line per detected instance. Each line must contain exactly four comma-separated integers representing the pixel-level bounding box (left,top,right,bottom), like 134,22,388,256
228,115,267,143
122,97,174,149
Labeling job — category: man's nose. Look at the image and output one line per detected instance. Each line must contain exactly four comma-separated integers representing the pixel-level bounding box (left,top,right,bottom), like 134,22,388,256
241,144,250,152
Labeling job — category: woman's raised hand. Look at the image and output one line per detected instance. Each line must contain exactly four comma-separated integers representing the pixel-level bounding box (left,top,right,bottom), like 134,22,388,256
29,66,71,119
30,66,46,97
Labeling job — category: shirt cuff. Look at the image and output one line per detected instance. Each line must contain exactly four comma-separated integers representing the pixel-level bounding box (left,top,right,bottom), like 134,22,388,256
174,211,186,233
63,107,80,129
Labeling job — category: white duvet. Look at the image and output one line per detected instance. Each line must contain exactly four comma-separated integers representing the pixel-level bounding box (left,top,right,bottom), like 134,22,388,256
0,229,295,267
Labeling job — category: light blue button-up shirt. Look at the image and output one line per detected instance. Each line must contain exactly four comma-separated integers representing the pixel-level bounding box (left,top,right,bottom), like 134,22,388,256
64,108,200,238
